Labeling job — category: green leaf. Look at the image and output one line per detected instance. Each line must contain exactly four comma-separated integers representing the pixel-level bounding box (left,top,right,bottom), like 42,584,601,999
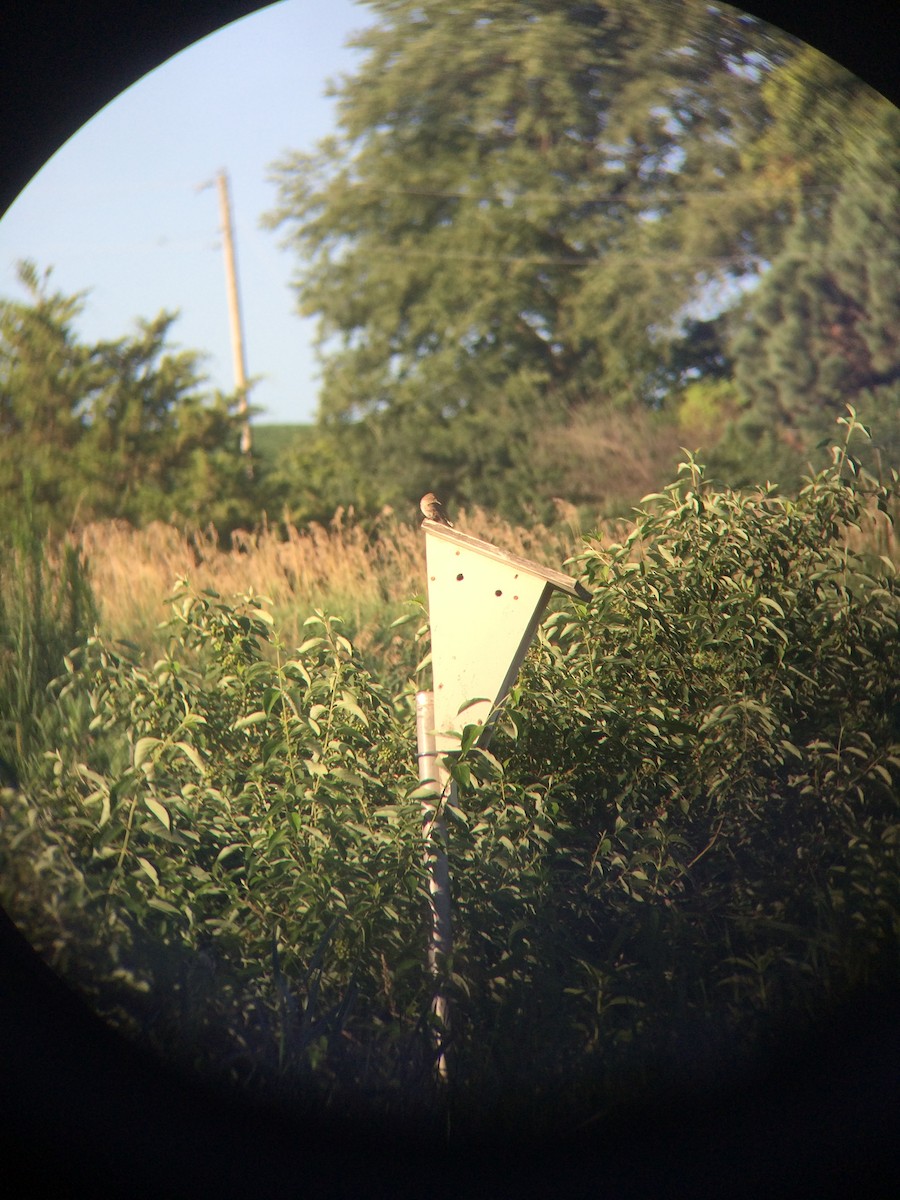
298,636,325,654
136,857,159,886
459,722,483,754
143,796,171,830
337,692,369,726
174,741,205,775
777,739,804,763
233,711,268,731
449,760,471,789
133,736,160,768
214,843,244,866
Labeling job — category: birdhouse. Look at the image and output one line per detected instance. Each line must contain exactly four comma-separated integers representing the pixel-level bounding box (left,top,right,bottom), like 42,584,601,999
422,519,589,771
416,515,589,1080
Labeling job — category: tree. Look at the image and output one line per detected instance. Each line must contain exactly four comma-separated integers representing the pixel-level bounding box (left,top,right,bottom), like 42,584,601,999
714,55,900,485
0,262,262,536
0,262,92,527
266,0,796,518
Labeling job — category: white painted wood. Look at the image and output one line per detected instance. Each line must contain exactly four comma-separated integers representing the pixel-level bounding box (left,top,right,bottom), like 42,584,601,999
423,519,587,760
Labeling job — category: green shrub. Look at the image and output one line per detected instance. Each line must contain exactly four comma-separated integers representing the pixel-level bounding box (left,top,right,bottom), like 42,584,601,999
493,415,900,1114
1,590,443,1111
1,413,898,1138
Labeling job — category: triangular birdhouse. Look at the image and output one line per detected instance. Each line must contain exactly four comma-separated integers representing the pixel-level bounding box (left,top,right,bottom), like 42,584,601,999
422,520,589,764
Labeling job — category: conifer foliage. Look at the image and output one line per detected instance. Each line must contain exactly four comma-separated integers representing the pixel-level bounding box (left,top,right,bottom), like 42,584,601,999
721,63,900,483
0,262,258,537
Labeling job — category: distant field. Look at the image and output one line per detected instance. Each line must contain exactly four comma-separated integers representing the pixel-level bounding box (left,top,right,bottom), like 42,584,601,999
252,422,310,467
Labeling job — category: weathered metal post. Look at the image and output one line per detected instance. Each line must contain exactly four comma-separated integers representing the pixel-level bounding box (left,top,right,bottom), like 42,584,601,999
415,690,452,1081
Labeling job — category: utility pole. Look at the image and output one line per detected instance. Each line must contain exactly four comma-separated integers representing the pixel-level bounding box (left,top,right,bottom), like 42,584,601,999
212,168,252,464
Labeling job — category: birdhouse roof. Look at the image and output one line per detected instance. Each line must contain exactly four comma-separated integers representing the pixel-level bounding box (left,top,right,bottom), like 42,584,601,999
421,519,590,601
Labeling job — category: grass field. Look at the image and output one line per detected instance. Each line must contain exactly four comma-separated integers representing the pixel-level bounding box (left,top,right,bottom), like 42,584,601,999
70,502,598,666
251,422,309,469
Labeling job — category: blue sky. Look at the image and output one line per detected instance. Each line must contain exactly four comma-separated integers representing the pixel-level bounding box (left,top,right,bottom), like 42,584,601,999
0,0,369,425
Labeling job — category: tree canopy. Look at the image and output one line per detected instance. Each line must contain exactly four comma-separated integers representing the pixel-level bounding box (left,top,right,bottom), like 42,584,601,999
267,0,899,522
266,0,806,518
0,262,261,538
717,70,900,485
6,4,896,537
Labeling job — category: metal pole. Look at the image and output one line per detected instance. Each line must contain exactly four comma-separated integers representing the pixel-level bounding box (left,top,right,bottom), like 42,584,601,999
215,168,252,464
416,690,452,1081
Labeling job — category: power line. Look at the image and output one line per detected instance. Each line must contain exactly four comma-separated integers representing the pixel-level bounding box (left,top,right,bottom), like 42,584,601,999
349,246,766,268
338,180,845,205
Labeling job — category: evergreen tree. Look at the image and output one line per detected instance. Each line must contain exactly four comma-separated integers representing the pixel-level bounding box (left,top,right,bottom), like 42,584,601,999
719,74,900,484
0,262,261,536
266,0,795,518
0,262,93,526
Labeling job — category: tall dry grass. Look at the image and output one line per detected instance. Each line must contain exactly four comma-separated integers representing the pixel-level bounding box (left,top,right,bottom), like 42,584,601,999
68,484,896,668
72,506,594,662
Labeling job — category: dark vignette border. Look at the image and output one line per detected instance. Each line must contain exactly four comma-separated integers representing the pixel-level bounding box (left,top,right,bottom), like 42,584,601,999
1,3,898,1195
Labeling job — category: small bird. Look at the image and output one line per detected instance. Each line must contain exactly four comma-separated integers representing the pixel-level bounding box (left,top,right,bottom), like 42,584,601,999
419,492,453,526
